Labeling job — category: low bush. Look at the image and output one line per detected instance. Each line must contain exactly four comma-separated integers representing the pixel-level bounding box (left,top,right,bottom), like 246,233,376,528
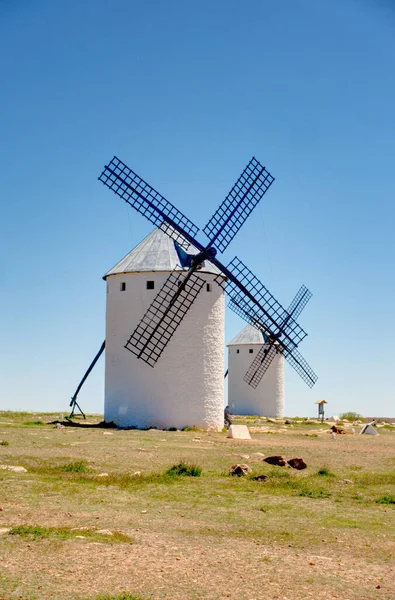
377,495,395,505
60,461,91,473
166,462,202,477
317,467,335,477
339,412,363,421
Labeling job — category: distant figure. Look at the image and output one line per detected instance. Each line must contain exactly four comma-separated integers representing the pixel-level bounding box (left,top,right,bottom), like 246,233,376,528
224,405,233,428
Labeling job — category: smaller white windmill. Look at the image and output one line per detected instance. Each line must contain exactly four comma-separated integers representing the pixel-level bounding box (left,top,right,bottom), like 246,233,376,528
226,285,314,417
227,324,284,417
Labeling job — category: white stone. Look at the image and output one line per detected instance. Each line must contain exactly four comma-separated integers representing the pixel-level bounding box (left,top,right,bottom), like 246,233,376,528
227,425,251,439
227,325,284,418
104,229,225,431
97,529,113,535
0,465,27,473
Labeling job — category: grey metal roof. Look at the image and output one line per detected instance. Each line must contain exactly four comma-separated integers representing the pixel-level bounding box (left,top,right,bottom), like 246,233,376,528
227,324,264,346
104,228,223,279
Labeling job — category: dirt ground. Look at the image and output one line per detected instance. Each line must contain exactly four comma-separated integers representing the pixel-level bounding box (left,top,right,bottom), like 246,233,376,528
0,413,394,600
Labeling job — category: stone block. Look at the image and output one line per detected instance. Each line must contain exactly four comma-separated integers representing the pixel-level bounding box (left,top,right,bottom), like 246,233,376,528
227,425,251,440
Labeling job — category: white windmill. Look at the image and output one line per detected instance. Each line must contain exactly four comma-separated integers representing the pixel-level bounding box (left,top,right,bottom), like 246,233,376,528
103,228,225,430
227,324,284,417
69,156,317,427
226,284,314,418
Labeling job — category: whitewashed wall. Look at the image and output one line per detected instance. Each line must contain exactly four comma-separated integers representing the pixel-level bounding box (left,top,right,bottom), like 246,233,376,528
228,343,284,417
104,271,225,430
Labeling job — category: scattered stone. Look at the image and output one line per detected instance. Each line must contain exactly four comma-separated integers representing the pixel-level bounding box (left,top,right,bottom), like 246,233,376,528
230,464,252,477
285,419,293,424
287,458,307,470
252,474,268,482
103,432,114,435
0,527,10,535
97,473,109,477
96,529,113,535
240,454,250,460
227,425,251,440
253,452,265,458
267,418,276,424
263,456,287,467
339,479,353,484
131,471,142,477
0,465,27,473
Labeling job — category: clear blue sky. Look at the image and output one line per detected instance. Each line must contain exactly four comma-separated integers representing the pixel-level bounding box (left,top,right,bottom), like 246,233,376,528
1,0,394,417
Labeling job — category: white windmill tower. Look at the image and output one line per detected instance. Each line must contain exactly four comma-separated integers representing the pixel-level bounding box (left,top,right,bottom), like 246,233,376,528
227,324,284,417
103,228,225,430
226,284,315,418
69,157,318,424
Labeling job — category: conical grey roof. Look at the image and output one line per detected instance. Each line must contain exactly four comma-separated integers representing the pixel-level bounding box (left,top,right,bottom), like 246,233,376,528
104,228,222,279
227,324,264,346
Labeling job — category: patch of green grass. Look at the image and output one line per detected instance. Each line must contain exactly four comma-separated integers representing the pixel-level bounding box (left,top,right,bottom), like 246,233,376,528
298,488,331,499
166,462,202,477
354,471,395,486
60,461,91,473
377,495,395,505
182,426,200,432
23,420,46,426
8,524,132,543
317,467,335,477
0,440,9,446
9,525,48,538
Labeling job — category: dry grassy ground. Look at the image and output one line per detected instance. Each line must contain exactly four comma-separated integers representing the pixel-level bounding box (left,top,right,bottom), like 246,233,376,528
0,412,394,600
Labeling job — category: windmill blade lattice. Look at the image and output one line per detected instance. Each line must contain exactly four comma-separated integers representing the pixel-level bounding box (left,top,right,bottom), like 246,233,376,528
282,346,317,388
221,257,307,349
241,285,313,388
243,344,278,388
99,156,198,250
125,269,205,367
286,285,312,321
203,157,274,253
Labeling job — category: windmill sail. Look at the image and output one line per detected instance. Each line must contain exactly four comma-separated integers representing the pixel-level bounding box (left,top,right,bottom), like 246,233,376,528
222,257,307,349
99,156,199,250
203,157,274,253
125,269,205,367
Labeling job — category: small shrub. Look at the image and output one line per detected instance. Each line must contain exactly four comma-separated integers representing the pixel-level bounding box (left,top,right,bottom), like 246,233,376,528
0,440,9,446
60,461,90,473
182,426,200,432
168,427,178,431
317,467,335,477
377,495,395,505
166,462,201,477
